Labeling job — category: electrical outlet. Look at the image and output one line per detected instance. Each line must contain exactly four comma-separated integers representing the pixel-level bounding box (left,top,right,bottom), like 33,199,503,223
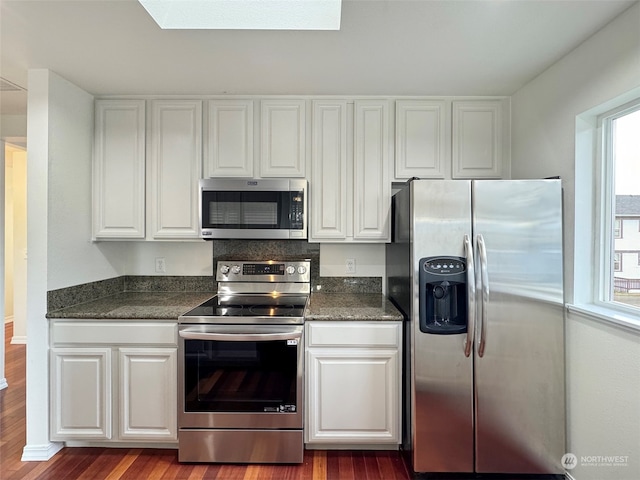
346,258,356,274
155,257,166,273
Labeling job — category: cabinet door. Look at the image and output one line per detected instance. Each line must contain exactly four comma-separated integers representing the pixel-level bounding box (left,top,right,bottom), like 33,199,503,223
306,348,399,444
118,348,177,441
148,100,202,239
395,100,448,179
93,100,146,239
354,100,391,241
452,100,504,179
310,100,348,240
50,348,112,440
205,100,254,177
260,100,306,177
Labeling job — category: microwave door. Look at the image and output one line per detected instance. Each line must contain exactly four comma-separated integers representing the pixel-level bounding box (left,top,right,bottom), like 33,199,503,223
200,188,306,240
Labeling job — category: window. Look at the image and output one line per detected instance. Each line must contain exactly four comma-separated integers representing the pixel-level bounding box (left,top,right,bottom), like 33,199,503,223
598,101,640,312
614,252,622,272
614,219,622,238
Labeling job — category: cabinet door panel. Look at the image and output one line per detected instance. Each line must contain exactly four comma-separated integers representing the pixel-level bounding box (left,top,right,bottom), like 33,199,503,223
119,348,177,441
93,100,146,239
307,349,399,443
310,101,348,240
149,100,202,238
51,348,112,440
354,101,390,241
452,100,503,178
261,100,306,177
395,100,447,179
206,100,254,177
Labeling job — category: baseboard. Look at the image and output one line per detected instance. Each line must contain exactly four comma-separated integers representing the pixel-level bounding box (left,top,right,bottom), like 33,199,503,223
21,442,64,461
10,335,27,345
0,377,7,390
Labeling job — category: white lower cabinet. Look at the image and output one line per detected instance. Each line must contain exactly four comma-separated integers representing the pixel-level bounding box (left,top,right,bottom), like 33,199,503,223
119,348,177,441
50,321,177,444
51,347,112,440
305,322,401,447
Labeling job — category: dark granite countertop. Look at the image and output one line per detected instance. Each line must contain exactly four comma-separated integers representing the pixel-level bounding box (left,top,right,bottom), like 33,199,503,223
46,291,215,320
47,290,404,322
305,293,404,321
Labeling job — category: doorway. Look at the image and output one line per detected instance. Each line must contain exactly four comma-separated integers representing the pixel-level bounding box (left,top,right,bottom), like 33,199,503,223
5,142,27,345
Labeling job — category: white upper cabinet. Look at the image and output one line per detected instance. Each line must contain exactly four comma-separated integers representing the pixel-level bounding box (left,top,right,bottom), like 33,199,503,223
310,100,349,240
93,100,146,239
309,99,391,243
148,100,202,239
260,100,307,177
205,100,254,177
353,100,391,241
395,100,448,179
452,99,508,179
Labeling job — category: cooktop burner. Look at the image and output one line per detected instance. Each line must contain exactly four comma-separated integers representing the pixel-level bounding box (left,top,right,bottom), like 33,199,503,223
182,295,307,319
179,260,310,325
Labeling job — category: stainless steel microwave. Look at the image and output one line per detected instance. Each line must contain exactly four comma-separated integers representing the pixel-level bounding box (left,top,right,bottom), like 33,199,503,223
199,178,307,239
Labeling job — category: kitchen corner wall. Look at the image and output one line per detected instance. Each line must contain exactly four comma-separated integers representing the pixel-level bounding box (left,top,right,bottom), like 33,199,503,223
511,4,640,480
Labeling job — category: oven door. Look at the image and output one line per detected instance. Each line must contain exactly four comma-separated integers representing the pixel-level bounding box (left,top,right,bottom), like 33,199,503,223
178,324,303,429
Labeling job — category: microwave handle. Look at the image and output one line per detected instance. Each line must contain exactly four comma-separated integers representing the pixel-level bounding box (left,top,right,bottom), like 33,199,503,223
179,330,302,342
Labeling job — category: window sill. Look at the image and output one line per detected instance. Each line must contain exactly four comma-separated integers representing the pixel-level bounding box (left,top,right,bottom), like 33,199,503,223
566,303,640,334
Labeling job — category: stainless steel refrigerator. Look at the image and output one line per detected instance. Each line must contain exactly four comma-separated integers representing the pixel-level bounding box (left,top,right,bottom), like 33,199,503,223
386,179,565,475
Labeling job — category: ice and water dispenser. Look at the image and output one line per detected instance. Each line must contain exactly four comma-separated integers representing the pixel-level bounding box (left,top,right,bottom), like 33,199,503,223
419,256,467,334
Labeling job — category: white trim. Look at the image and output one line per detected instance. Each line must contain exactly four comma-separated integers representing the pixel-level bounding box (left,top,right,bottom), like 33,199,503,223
5,316,14,324
566,303,640,334
11,335,27,345
20,442,64,462
0,377,7,390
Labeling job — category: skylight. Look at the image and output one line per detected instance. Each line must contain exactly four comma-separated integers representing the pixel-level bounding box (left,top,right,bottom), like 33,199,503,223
138,0,342,30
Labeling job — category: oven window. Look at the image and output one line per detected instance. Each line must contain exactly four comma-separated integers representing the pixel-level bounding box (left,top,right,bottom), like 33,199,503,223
183,338,298,413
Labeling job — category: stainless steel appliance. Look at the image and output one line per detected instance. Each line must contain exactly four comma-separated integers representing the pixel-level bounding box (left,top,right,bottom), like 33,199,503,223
199,178,307,239
386,179,565,475
178,260,310,463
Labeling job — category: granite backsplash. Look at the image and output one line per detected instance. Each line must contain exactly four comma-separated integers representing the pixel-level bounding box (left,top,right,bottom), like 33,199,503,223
48,240,382,312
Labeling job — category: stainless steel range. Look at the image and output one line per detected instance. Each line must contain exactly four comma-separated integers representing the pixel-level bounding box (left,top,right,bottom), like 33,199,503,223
177,260,310,464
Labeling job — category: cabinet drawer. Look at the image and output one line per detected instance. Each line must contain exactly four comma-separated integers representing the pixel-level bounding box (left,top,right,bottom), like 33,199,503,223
306,322,400,348
51,321,177,346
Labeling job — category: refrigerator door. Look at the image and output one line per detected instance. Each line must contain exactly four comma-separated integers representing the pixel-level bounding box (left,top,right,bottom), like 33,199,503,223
472,180,565,474
411,180,474,473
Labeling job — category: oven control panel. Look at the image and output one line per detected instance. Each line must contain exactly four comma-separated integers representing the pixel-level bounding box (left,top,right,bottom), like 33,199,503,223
216,260,310,283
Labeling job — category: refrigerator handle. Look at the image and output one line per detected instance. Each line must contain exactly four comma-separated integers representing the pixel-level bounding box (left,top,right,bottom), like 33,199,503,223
476,234,489,358
463,234,475,357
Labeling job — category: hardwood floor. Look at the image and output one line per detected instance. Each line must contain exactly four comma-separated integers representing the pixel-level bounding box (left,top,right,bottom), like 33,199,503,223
0,322,412,480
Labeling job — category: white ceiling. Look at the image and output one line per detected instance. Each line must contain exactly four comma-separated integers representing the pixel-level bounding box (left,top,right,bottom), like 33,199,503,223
0,0,637,116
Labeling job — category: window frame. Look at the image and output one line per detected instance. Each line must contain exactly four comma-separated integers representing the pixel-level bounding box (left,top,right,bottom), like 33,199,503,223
595,99,640,315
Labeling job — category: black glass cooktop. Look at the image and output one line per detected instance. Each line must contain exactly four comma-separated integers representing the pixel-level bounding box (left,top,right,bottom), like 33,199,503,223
181,294,308,319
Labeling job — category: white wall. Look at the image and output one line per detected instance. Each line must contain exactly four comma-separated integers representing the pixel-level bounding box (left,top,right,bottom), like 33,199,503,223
24,69,130,459
511,4,640,480
46,74,129,291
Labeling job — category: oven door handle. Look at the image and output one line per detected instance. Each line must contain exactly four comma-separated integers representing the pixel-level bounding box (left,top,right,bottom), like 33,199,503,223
178,330,303,342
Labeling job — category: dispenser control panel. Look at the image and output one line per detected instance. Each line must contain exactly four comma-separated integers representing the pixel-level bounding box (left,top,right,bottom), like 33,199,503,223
422,258,466,275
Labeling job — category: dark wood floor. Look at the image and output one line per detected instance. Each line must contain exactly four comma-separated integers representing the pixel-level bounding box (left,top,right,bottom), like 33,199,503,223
0,322,412,480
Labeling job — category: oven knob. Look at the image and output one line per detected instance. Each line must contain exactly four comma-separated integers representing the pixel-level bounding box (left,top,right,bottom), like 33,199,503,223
286,266,296,275
231,265,241,275
297,266,307,274
220,265,230,275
